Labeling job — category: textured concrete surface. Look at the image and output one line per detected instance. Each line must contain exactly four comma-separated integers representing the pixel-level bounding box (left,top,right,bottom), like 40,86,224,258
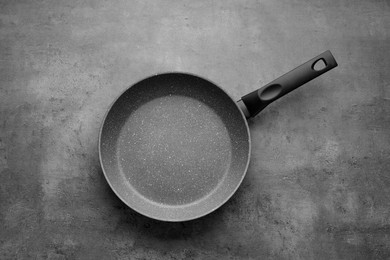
1,0,389,259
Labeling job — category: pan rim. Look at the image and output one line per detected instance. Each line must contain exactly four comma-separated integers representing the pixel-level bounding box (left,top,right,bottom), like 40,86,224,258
98,71,251,222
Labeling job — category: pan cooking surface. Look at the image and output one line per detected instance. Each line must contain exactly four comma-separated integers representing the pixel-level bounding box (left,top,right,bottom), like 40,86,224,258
117,95,232,205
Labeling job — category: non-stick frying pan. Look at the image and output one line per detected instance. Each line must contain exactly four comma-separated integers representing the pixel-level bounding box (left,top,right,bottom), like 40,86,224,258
99,50,337,221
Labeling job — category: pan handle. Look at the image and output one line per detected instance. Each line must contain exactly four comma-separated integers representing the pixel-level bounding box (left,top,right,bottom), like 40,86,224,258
237,50,338,118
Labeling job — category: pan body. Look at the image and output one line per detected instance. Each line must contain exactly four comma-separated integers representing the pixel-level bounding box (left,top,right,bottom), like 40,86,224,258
99,73,250,221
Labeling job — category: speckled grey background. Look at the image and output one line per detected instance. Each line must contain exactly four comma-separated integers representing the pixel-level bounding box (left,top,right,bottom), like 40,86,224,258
0,0,389,259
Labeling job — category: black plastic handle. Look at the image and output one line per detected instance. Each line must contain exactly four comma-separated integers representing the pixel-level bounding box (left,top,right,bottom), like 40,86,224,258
238,50,338,118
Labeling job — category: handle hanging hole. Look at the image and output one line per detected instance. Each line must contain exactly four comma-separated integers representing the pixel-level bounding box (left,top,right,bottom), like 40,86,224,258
312,58,327,71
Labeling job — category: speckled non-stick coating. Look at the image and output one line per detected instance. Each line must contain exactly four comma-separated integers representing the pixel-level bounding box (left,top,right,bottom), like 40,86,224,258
99,73,251,221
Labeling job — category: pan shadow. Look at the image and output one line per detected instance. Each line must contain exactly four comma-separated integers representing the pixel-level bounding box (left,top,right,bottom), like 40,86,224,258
96,79,325,243
95,83,315,241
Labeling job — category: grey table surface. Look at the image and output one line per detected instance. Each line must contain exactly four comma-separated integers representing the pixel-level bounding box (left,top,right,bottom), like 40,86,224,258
1,0,389,259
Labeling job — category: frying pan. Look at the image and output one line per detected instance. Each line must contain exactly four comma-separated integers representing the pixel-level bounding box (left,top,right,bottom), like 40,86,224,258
99,50,338,221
